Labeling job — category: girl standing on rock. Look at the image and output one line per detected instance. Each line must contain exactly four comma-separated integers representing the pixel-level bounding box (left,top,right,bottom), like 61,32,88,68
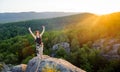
28,26,45,59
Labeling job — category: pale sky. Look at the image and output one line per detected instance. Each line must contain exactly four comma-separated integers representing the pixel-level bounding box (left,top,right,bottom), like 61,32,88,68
0,0,120,14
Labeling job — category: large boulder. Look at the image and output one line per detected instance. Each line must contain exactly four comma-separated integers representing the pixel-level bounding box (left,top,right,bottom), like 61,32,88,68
26,55,86,72
11,65,22,72
52,42,70,53
0,62,13,72
11,64,27,72
52,42,70,57
92,38,120,59
1,63,27,72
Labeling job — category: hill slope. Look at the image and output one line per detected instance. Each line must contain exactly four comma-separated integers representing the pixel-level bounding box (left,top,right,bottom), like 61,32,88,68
0,12,77,23
64,12,120,43
0,13,96,41
0,12,120,42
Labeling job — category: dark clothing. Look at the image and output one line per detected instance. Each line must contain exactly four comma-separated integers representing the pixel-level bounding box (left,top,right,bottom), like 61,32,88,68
35,37,42,45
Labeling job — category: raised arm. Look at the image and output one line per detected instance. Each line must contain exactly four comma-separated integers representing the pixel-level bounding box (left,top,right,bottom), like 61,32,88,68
40,26,45,36
28,27,36,39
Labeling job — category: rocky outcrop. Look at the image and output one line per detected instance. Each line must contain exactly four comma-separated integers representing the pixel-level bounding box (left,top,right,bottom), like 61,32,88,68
0,63,27,72
0,62,13,72
92,38,120,59
11,65,22,72
52,42,70,57
26,55,86,72
2,55,85,72
11,64,27,72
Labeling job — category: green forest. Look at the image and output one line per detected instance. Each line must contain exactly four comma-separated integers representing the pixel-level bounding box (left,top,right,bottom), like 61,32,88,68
0,12,120,72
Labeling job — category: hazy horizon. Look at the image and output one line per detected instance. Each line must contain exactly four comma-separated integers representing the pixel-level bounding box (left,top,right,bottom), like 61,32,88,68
0,0,120,15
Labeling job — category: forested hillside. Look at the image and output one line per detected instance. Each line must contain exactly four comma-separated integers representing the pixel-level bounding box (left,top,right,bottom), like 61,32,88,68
64,12,120,44
0,13,95,41
0,12,120,72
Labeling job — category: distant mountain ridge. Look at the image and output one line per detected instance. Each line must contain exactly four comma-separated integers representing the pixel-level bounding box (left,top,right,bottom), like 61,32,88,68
0,12,78,23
